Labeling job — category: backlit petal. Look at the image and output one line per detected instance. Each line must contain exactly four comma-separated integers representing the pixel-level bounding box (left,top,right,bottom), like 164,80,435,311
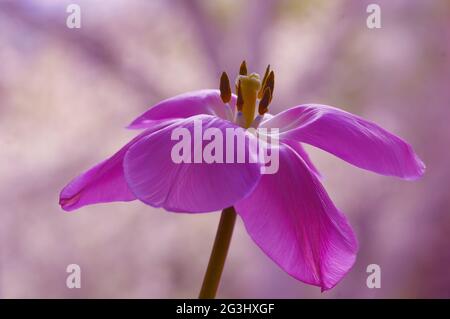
261,104,425,179
128,89,236,129
59,120,176,211
124,115,262,213
282,139,322,178
235,143,358,291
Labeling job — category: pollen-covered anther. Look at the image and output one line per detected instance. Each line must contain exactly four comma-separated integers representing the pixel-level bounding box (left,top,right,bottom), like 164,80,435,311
239,60,248,76
236,80,244,112
258,64,271,99
219,71,232,103
258,87,271,115
265,71,275,102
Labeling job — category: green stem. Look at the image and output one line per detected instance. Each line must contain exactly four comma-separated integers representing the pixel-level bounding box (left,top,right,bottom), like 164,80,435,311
198,206,237,299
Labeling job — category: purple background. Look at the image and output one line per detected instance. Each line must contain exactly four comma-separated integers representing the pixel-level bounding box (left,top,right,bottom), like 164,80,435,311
0,0,448,298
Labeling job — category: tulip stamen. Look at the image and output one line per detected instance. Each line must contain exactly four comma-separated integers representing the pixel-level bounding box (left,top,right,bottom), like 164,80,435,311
236,80,244,112
258,64,271,99
239,60,248,76
258,87,271,115
218,61,275,127
219,72,232,103
265,71,275,103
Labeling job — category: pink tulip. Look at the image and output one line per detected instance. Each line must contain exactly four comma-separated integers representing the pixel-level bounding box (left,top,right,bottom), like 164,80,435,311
60,62,424,294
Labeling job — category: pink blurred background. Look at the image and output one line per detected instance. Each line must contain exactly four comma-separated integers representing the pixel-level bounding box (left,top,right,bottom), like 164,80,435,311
0,0,449,298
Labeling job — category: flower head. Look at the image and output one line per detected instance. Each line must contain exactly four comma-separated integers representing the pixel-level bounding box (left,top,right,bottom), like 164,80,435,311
60,62,425,291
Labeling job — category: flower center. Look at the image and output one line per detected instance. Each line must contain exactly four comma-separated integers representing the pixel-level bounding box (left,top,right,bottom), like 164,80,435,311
237,73,261,128
219,61,275,128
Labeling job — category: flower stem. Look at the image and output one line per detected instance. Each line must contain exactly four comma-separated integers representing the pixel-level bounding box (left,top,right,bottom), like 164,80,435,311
198,206,237,299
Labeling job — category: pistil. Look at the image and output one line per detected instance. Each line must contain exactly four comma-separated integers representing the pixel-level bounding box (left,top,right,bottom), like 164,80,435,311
237,73,261,128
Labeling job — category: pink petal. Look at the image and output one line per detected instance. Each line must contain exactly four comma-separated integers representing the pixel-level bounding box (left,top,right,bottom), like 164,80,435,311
59,120,176,211
282,139,322,178
124,115,262,213
127,89,236,129
235,143,358,291
261,104,425,180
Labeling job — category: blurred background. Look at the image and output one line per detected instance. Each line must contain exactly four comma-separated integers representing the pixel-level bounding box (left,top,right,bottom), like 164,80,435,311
0,0,449,298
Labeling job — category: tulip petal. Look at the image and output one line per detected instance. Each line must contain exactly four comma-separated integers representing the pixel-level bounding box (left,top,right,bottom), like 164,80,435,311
235,143,358,291
124,115,262,213
128,89,236,129
282,139,322,178
261,104,425,179
59,120,176,211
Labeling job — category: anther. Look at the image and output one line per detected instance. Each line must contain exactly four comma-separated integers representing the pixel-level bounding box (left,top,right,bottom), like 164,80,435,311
239,60,248,76
219,72,232,103
266,71,274,102
258,87,271,115
236,80,244,111
258,64,271,99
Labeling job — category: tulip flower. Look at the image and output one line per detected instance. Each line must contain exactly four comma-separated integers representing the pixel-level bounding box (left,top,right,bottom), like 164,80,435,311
60,61,425,297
